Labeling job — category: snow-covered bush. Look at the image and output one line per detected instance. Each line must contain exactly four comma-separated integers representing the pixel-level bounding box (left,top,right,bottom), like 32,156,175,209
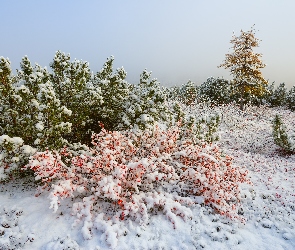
171,102,185,124
1,52,105,148
49,51,104,144
167,81,198,106
178,81,198,105
286,85,295,111
1,55,73,149
198,77,233,105
268,83,287,107
92,56,130,131
0,57,17,136
119,70,171,130
0,135,36,181
25,123,250,237
166,85,181,102
180,113,220,144
198,77,272,107
272,115,295,153
166,101,221,145
170,100,221,144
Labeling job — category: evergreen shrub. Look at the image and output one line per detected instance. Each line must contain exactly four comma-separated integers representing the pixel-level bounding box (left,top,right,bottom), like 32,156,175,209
272,115,295,153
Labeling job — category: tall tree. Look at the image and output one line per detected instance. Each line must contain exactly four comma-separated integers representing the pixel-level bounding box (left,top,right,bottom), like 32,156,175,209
218,26,268,110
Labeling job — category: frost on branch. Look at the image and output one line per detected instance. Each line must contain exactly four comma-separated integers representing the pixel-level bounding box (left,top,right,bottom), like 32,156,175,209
25,123,250,236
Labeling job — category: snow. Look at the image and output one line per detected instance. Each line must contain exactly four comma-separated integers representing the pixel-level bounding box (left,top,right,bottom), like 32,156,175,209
35,122,44,131
61,106,73,116
1,104,295,249
0,135,24,146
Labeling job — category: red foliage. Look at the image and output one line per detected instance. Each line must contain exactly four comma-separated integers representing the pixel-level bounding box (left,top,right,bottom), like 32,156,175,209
24,124,251,223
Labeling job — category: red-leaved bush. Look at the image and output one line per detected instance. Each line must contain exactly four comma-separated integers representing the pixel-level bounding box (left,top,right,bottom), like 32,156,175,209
24,123,251,237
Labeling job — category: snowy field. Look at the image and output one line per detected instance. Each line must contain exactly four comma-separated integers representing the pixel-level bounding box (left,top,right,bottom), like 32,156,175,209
0,104,295,250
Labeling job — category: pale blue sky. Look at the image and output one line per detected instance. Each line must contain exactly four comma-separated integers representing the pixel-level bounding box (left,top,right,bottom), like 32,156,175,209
1,0,295,87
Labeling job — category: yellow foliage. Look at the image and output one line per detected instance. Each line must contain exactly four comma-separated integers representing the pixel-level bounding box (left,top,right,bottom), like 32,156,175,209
219,26,268,98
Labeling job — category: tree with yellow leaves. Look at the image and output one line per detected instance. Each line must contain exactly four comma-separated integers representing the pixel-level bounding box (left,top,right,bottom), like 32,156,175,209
219,26,268,110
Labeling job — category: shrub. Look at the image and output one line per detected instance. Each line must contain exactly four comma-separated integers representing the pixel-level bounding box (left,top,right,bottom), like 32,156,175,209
0,57,17,136
167,81,198,106
272,115,295,153
1,55,77,149
92,56,130,131
180,113,221,144
178,81,198,105
167,85,180,101
166,100,220,145
119,70,171,130
49,51,103,144
198,77,233,105
286,86,295,111
0,135,36,181
268,83,287,107
171,101,185,124
25,123,250,237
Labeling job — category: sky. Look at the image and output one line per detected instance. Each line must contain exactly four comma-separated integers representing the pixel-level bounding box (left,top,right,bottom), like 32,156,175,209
1,0,295,88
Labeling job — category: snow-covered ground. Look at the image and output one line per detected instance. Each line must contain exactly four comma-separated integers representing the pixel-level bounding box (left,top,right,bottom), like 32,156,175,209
1,104,295,249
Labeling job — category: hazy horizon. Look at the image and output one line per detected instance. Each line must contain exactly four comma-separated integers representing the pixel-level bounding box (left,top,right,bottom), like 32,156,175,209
1,0,295,88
